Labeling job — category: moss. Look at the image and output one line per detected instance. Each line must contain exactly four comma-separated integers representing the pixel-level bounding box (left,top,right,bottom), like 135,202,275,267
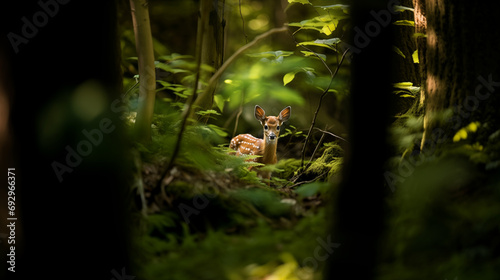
299,143,344,182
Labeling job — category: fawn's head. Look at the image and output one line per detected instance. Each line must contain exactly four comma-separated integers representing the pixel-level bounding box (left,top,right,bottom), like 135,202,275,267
254,105,291,144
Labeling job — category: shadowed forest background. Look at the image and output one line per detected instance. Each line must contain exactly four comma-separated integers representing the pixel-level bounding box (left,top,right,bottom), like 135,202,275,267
1,0,500,279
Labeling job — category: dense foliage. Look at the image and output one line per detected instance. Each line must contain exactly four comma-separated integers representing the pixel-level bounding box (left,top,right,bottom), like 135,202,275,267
118,0,500,279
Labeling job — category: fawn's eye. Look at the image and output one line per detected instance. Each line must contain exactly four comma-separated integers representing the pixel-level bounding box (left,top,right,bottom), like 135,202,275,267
277,125,280,130
264,125,269,130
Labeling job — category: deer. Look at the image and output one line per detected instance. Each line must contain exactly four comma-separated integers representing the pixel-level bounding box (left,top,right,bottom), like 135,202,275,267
230,105,291,180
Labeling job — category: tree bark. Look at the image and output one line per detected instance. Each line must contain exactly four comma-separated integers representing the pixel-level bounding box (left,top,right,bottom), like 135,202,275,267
192,0,226,118
420,0,500,148
130,0,156,142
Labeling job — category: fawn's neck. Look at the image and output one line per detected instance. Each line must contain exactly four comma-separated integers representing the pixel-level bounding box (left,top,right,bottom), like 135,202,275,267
261,139,278,164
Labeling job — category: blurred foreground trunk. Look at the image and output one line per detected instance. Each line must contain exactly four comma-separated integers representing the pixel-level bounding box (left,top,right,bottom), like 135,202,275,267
0,1,132,278
325,1,393,279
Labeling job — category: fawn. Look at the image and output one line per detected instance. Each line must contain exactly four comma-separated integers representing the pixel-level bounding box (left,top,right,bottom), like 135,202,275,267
230,105,291,180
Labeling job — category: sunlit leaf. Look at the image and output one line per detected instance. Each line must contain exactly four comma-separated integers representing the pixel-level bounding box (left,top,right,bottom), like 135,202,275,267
300,51,326,61
453,122,480,142
297,38,340,50
393,82,420,94
288,0,311,4
412,49,419,63
467,121,480,133
413,32,427,39
453,128,468,142
197,109,220,116
283,72,297,86
393,82,413,88
393,20,415,27
393,5,415,12
321,22,337,35
399,94,415,98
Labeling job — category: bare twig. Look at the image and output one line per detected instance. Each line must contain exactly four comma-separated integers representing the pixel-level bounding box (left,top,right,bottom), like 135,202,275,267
238,0,248,43
308,126,327,164
287,171,329,189
299,48,350,168
313,127,349,143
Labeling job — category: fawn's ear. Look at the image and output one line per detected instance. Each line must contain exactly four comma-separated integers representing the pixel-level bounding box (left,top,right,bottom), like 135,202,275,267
279,106,291,122
255,105,266,122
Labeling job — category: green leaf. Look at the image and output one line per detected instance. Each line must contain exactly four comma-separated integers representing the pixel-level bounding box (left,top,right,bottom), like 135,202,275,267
321,22,337,35
214,94,226,112
413,33,427,39
297,38,340,50
399,94,415,98
393,20,415,27
393,82,413,88
453,128,468,142
300,51,326,61
393,82,420,94
207,124,228,137
197,109,220,116
468,122,480,133
155,62,190,74
288,0,311,4
315,4,349,10
283,72,297,86
247,50,294,59
412,49,419,63
393,5,415,12
452,122,480,142
315,4,350,14
392,46,406,58
295,182,329,197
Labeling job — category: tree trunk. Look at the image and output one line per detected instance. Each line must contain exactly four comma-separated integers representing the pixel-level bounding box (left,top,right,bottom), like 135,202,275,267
192,0,226,118
325,1,393,279
1,1,131,278
420,0,500,148
130,0,156,142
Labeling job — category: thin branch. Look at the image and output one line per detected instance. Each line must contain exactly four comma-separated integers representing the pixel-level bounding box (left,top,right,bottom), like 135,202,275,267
300,48,350,168
238,0,248,43
155,0,209,191
192,25,290,114
287,171,329,189
313,127,349,143
308,126,327,164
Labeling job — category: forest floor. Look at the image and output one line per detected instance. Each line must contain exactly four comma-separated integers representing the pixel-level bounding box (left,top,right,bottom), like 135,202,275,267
130,132,344,280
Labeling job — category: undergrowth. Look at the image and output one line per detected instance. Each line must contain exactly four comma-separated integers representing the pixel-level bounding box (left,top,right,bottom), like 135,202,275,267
130,121,343,280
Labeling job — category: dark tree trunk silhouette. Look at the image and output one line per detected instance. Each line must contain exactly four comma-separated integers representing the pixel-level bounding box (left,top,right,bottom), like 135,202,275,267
1,1,131,278
325,1,393,279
